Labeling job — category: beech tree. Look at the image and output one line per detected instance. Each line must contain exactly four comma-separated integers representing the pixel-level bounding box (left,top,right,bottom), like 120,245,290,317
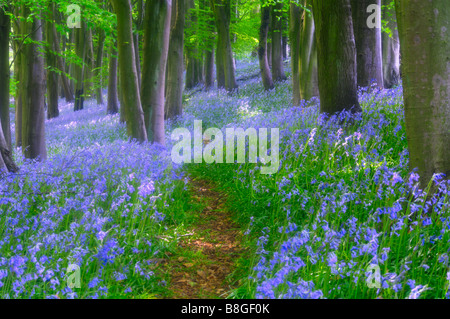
74,24,86,111
351,0,384,88
299,1,318,101
271,1,286,82
312,0,361,115
0,4,11,149
107,41,119,115
259,2,274,91
165,0,186,119
185,0,204,90
141,0,172,145
111,0,147,142
46,1,59,119
382,0,400,88
20,5,47,161
211,0,238,92
289,1,301,104
395,0,449,188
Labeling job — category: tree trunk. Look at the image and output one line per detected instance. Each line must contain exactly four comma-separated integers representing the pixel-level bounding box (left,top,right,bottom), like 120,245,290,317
259,3,274,91
312,0,361,115
165,0,185,119
52,5,74,102
299,2,319,101
203,0,215,91
12,6,22,148
107,42,119,115
74,25,86,111
95,29,106,105
351,0,384,88
134,0,144,89
382,1,400,88
395,0,450,189
0,5,11,149
271,2,286,82
185,1,204,90
204,47,215,90
289,2,301,104
46,2,59,119
84,28,95,98
212,0,238,92
141,0,172,145
0,120,18,174
111,0,147,142
21,7,47,161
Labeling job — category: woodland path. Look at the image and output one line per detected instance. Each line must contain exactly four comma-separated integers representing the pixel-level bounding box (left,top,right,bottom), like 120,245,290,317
162,178,244,299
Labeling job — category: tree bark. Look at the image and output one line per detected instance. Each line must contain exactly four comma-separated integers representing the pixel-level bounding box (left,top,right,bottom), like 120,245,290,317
0,5,11,149
212,0,238,92
259,3,274,91
95,29,106,105
12,6,21,148
141,0,172,145
299,2,319,101
165,0,185,119
382,0,400,88
395,0,450,189
46,2,59,119
185,1,204,90
111,0,147,142
351,0,384,88
271,2,286,82
52,5,74,102
83,27,95,98
107,42,119,115
312,0,361,115
21,7,47,161
289,2,301,104
0,120,18,174
203,0,215,91
133,0,144,89
74,25,86,111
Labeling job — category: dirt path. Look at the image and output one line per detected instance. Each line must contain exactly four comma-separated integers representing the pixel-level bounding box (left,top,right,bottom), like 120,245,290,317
163,178,244,299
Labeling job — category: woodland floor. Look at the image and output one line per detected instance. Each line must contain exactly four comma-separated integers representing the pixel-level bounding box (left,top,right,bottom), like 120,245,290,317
160,178,245,299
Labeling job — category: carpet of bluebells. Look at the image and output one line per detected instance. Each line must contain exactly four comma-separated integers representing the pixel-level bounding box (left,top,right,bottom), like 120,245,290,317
1,58,449,299
181,59,450,299
0,96,188,298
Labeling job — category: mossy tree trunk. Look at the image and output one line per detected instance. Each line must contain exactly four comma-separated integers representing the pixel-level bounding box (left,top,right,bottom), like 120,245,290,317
141,0,172,145
12,6,21,148
312,0,361,115
0,5,11,149
107,42,119,115
271,1,286,82
20,5,47,161
165,0,185,119
95,28,106,105
395,0,450,189
46,1,59,119
74,24,86,111
259,2,274,91
112,0,147,142
212,0,238,92
289,1,301,104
